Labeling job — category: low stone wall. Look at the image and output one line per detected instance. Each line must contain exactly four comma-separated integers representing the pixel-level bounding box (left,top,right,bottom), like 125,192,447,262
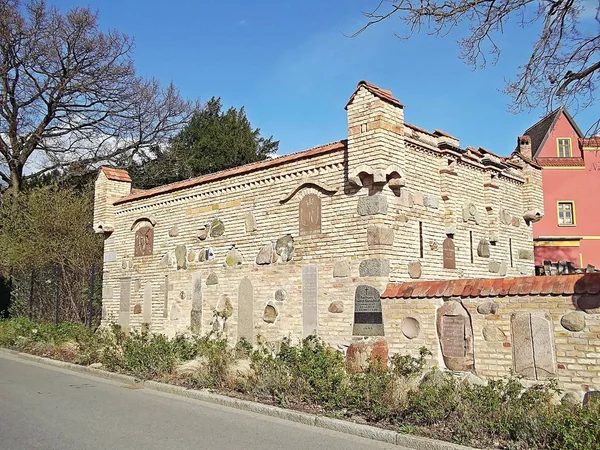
381,273,600,398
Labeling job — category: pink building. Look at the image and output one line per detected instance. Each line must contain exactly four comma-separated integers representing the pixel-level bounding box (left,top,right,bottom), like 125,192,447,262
515,108,600,269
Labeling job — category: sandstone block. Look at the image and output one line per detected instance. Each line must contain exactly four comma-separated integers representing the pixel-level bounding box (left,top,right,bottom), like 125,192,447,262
359,259,390,277
367,226,394,246
357,195,387,216
333,261,350,278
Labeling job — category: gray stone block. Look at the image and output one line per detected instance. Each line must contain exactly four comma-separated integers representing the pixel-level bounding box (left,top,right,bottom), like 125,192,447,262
357,195,387,216
359,259,390,277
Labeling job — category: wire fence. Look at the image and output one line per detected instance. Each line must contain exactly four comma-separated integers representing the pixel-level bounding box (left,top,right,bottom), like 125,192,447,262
2,265,102,327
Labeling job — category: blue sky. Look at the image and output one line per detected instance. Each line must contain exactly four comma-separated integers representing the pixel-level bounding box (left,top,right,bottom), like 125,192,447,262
50,0,598,156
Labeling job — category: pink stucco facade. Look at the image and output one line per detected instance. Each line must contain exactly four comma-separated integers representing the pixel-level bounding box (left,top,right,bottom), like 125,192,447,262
532,112,600,267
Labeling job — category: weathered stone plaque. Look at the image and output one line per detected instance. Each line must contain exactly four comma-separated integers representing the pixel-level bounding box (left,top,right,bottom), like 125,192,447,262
143,283,152,324
443,237,456,269
134,226,153,257
353,285,384,336
119,278,131,329
436,301,474,371
238,278,254,343
302,265,318,337
441,315,466,357
162,275,169,318
190,272,202,333
511,312,557,380
299,194,321,235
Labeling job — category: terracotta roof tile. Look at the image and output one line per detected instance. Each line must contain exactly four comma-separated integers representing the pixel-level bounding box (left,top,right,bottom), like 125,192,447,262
537,157,585,167
582,136,600,148
345,80,404,110
433,129,459,140
99,166,131,183
381,274,598,299
405,123,434,136
113,140,347,205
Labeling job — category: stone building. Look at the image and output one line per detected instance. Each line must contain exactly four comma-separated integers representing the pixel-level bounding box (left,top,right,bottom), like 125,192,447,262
94,80,543,346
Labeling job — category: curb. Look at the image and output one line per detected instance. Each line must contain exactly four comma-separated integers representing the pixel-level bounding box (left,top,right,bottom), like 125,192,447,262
0,349,476,450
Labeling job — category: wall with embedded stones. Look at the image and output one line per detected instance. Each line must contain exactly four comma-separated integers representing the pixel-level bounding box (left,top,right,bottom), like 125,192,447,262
381,274,600,398
94,81,543,352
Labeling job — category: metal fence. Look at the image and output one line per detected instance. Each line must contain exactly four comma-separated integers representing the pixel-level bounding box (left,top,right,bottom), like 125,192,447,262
2,265,102,327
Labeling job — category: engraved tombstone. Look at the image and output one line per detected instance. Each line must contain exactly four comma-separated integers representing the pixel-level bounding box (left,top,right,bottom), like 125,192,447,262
190,272,202,333
511,312,557,380
299,194,321,235
134,226,154,257
436,301,474,371
302,265,318,337
353,285,384,336
443,237,456,269
238,278,254,344
119,278,131,330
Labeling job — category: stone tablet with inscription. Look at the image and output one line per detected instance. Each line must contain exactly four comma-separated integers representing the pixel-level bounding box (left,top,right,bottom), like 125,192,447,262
143,283,152,324
190,272,202,333
299,194,321,235
238,278,254,344
353,285,384,336
511,312,557,380
119,278,131,330
436,301,474,371
443,238,456,269
302,265,318,337
134,226,153,257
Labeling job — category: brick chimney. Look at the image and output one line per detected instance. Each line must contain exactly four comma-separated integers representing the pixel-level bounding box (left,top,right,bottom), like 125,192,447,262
518,135,532,160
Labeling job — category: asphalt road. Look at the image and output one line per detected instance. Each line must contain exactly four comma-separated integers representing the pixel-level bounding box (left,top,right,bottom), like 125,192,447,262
0,354,401,450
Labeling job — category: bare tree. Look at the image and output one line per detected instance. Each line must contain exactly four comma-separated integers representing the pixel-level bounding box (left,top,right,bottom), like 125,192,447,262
0,0,195,193
354,0,600,135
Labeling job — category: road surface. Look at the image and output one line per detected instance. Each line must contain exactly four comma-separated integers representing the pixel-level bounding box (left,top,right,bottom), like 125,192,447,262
0,353,402,450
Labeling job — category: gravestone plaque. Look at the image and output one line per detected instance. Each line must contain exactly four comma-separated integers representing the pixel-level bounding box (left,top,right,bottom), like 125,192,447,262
441,315,466,357
119,278,131,330
190,272,202,333
299,194,321,235
511,312,557,380
143,283,152,324
134,226,153,257
302,265,318,337
353,285,384,336
238,278,254,344
436,301,474,371
443,237,456,269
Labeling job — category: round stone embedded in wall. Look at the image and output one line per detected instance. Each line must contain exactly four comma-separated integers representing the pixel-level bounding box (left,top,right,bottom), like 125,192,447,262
576,294,600,314
482,324,506,341
134,279,141,292
407,261,422,279
401,317,421,339
477,300,498,315
210,219,225,237
179,290,186,300
225,246,243,267
328,300,344,313
275,234,294,262
175,245,187,270
169,225,179,237
197,225,209,241
274,289,287,302
489,261,501,273
561,311,585,332
263,304,278,323
206,272,219,286
133,304,142,314
429,240,438,251
187,249,196,263
121,260,128,269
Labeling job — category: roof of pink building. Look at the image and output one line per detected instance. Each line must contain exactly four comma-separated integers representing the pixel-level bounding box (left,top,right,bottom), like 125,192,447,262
537,157,585,167
381,273,600,298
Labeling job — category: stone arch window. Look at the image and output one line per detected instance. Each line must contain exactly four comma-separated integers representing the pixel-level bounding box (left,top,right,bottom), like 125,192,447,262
132,218,155,257
299,193,321,235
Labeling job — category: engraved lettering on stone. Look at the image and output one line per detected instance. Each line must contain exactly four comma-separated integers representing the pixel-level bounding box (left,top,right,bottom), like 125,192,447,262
134,226,153,257
511,312,557,380
443,238,456,269
302,265,318,337
441,315,466,358
299,194,321,235
353,285,384,336
119,278,131,329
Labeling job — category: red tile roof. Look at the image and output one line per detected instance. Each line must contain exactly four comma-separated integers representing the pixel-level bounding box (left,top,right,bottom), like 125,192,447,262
537,157,585,167
345,80,404,110
582,137,600,149
434,129,458,140
381,273,600,298
113,140,347,205
99,167,131,183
